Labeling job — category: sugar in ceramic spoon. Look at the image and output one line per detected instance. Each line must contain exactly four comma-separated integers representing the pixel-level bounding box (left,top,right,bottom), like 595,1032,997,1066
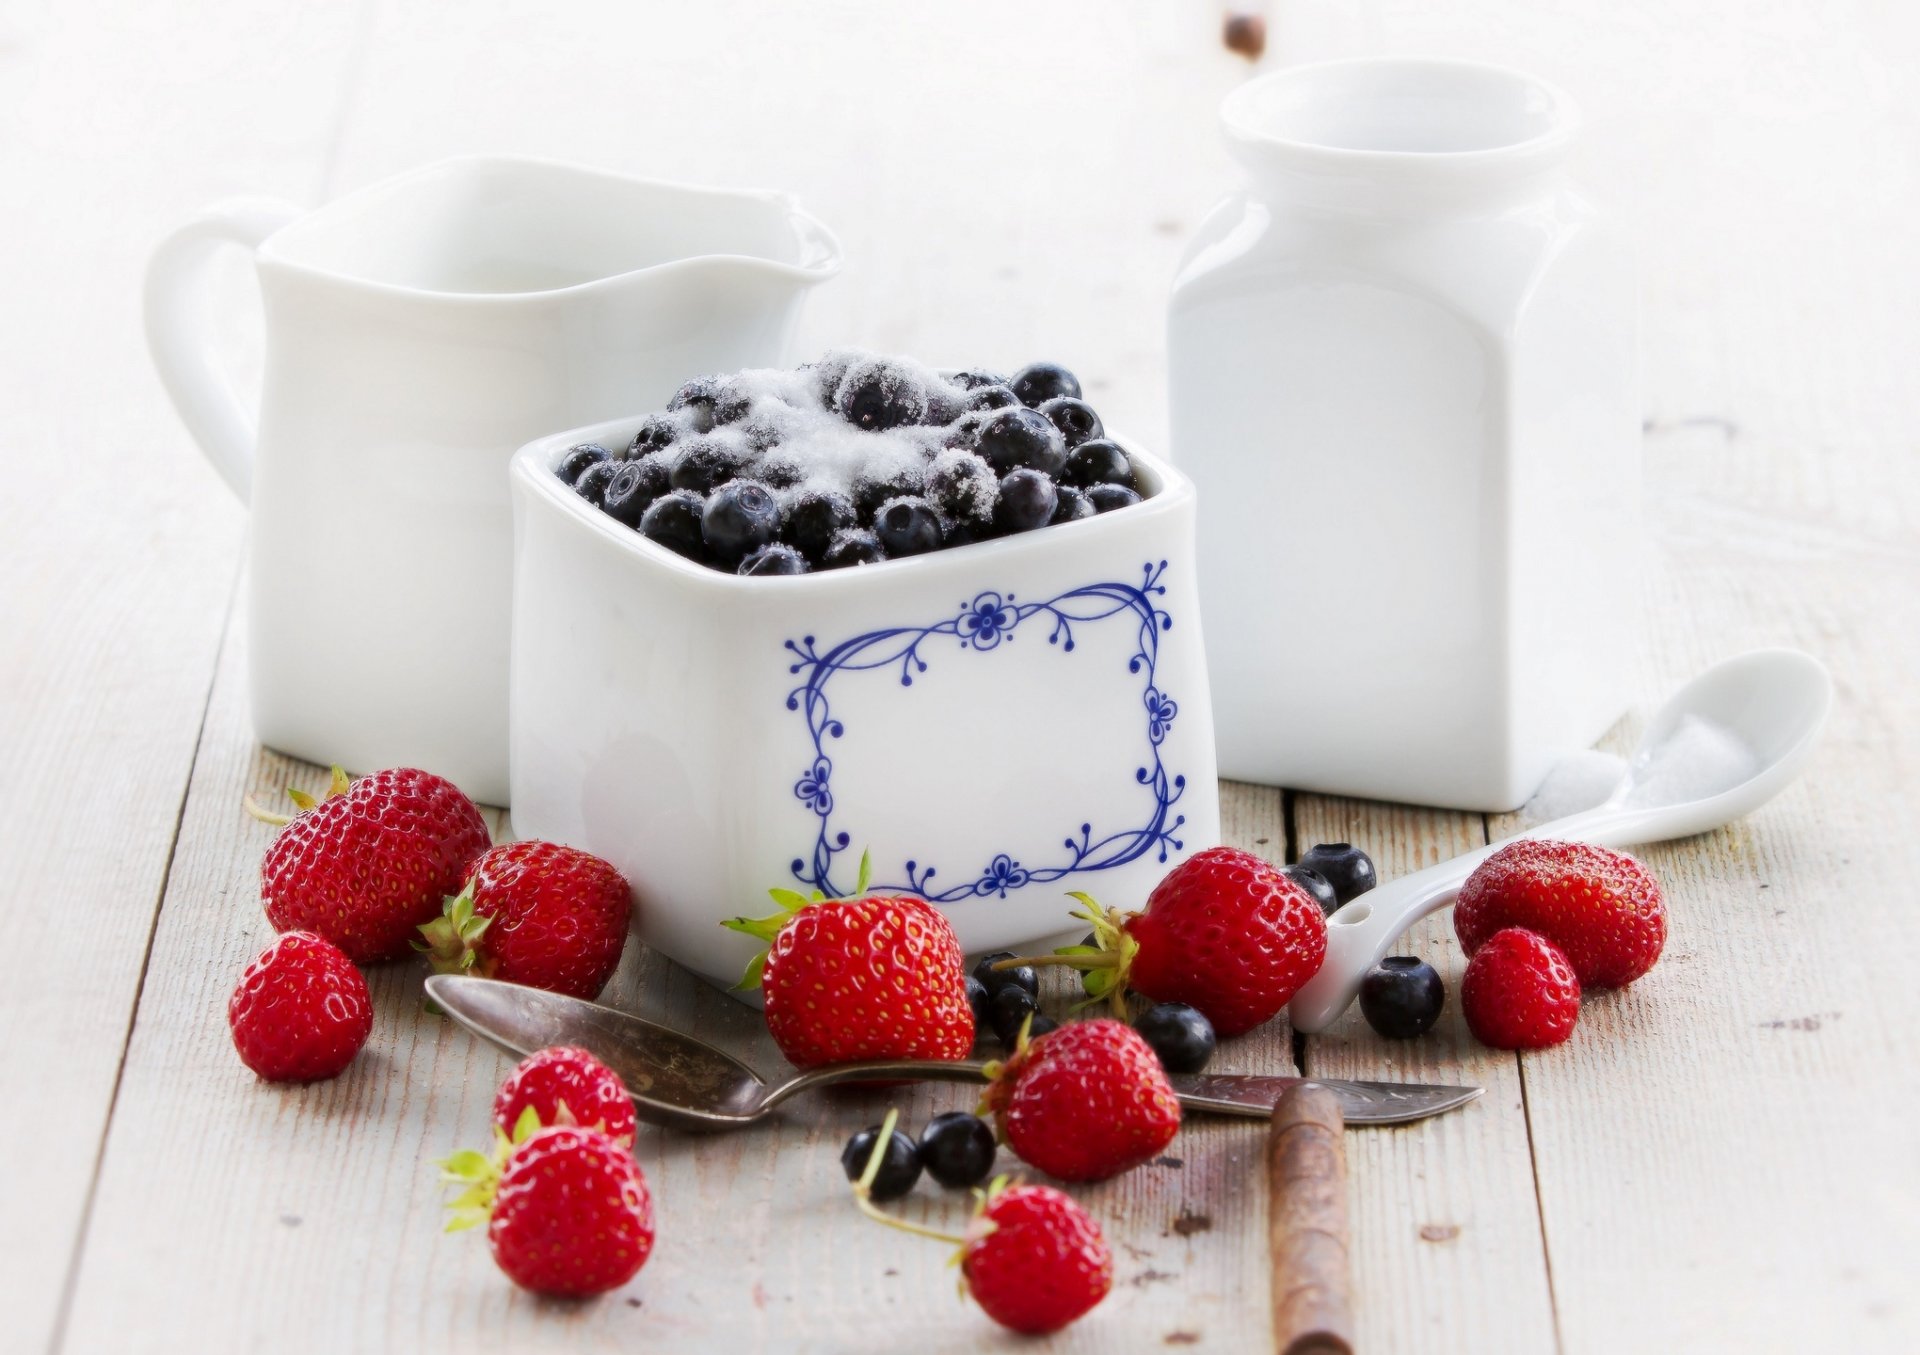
1287,648,1832,1033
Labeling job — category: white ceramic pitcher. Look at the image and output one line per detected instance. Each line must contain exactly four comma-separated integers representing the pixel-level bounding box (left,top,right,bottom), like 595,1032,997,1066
1169,60,1638,811
146,156,842,805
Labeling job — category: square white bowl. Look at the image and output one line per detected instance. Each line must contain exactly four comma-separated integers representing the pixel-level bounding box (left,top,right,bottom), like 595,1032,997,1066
508,417,1221,991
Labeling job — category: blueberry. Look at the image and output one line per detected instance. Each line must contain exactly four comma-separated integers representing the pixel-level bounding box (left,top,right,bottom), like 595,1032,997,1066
629,416,679,460
972,951,1037,1000
1285,864,1340,916
667,375,723,432
989,986,1042,1047
1134,1002,1216,1074
926,450,998,527
556,443,612,485
1026,1012,1059,1039
711,381,754,426
803,351,858,403
784,490,857,563
1359,956,1444,1040
841,1124,922,1201
949,368,1008,391
1062,439,1133,489
1009,361,1082,407
964,974,991,1029
924,382,967,425
974,407,1066,477
1037,397,1104,450
918,1111,997,1189
994,469,1058,533
701,481,781,566
669,437,750,495
572,460,619,506
738,542,809,576
600,457,670,527
965,384,1021,413
1297,843,1377,904
1085,482,1141,513
739,419,786,455
1051,484,1094,524
853,461,927,520
638,489,706,558
821,528,887,569
873,496,944,557
838,359,929,431
753,451,804,488
943,520,990,549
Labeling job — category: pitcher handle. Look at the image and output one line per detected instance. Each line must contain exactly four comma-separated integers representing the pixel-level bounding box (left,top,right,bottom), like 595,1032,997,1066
143,198,302,502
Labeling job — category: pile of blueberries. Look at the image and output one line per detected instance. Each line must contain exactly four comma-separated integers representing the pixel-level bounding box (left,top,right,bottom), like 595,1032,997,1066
552,354,1144,575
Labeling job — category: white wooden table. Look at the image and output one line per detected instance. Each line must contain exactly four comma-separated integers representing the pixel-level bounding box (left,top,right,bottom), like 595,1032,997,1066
4,2,1916,1351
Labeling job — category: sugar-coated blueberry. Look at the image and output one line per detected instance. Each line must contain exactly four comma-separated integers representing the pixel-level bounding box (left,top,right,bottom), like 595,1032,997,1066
753,452,804,489
975,406,1066,476
601,458,670,527
965,384,1020,413
667,375,722,432
873,496,944,557
1009,361,1081,407
629,415,679,459
838,359,929,432
972,951,1037,1000
784,489,857,563
669,437,750,495
712,380,754,426
556,443,611,484
1051,484,1094,523
918,1111,997,1189
994,468,1058,533
702,481,781,566
1085,482,1141,513
1359,956,1445,1040
1297,843,1377,904
949,368,1008,391
638,489,706,558
1037,396,1104,450
841,1125,922,1201
573,460,619,506
927,450,998,526
1062,439,1133,489
803,351,858,404
854,461,927,520
738,542,809,576
821,528,886,569
1285,864,1340,916
1134,1002,1216,1073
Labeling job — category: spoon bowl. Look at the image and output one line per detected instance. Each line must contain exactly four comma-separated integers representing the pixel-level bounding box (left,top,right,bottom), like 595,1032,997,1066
1288,649,1832,1033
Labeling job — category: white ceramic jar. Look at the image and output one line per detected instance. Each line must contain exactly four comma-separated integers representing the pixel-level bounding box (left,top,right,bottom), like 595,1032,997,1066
1169,59,1639,812
508,418,1220,991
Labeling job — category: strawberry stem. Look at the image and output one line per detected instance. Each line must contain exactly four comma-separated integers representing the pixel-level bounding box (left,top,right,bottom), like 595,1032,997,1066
850,1108,967,1245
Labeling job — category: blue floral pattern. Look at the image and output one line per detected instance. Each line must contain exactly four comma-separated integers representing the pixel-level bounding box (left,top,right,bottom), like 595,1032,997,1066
783,560,1187,901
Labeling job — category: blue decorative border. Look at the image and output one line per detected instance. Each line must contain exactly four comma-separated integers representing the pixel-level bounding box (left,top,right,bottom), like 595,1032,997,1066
784,560,1187,901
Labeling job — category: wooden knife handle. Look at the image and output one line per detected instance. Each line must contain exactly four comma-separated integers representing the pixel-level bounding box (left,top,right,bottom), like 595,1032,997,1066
1268,1083,1353,1355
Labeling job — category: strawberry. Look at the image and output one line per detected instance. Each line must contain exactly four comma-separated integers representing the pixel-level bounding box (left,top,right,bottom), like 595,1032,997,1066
1460,927,1581,1049
1455,839,1666,988
442,1123,654,1297
847,1108,1112,1335
492,1045,637,1146
980,1017,1180,1182
228,931,373,1082
417,841,630,999
721,854,973,1069
252,766,489,964
963,1181,1113,1334
1025,846,1326,1037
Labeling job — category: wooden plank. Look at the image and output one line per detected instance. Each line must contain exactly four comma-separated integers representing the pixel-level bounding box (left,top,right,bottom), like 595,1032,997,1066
1290,798,1560,1353
0,3,365,1347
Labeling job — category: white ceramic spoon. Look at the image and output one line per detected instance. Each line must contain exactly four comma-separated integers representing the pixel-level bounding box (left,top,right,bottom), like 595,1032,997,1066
1287,649,1833,1034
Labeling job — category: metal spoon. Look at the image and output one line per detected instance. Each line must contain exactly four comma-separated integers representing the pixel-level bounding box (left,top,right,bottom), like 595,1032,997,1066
1288,648,1833,1033
425,974,1481,1130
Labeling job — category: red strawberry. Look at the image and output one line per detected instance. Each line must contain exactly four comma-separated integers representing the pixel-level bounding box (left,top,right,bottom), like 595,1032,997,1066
963,1182,1113,1333
1455,839,1666,988
443,1124,654,1297
981,1018,1180,1181
254,766,489,964
493,1045,638,1146
417,841,630,999
228,931,373,1082
1034,847,1325,1037
1460,927,1581,1050
722,856,973,1069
